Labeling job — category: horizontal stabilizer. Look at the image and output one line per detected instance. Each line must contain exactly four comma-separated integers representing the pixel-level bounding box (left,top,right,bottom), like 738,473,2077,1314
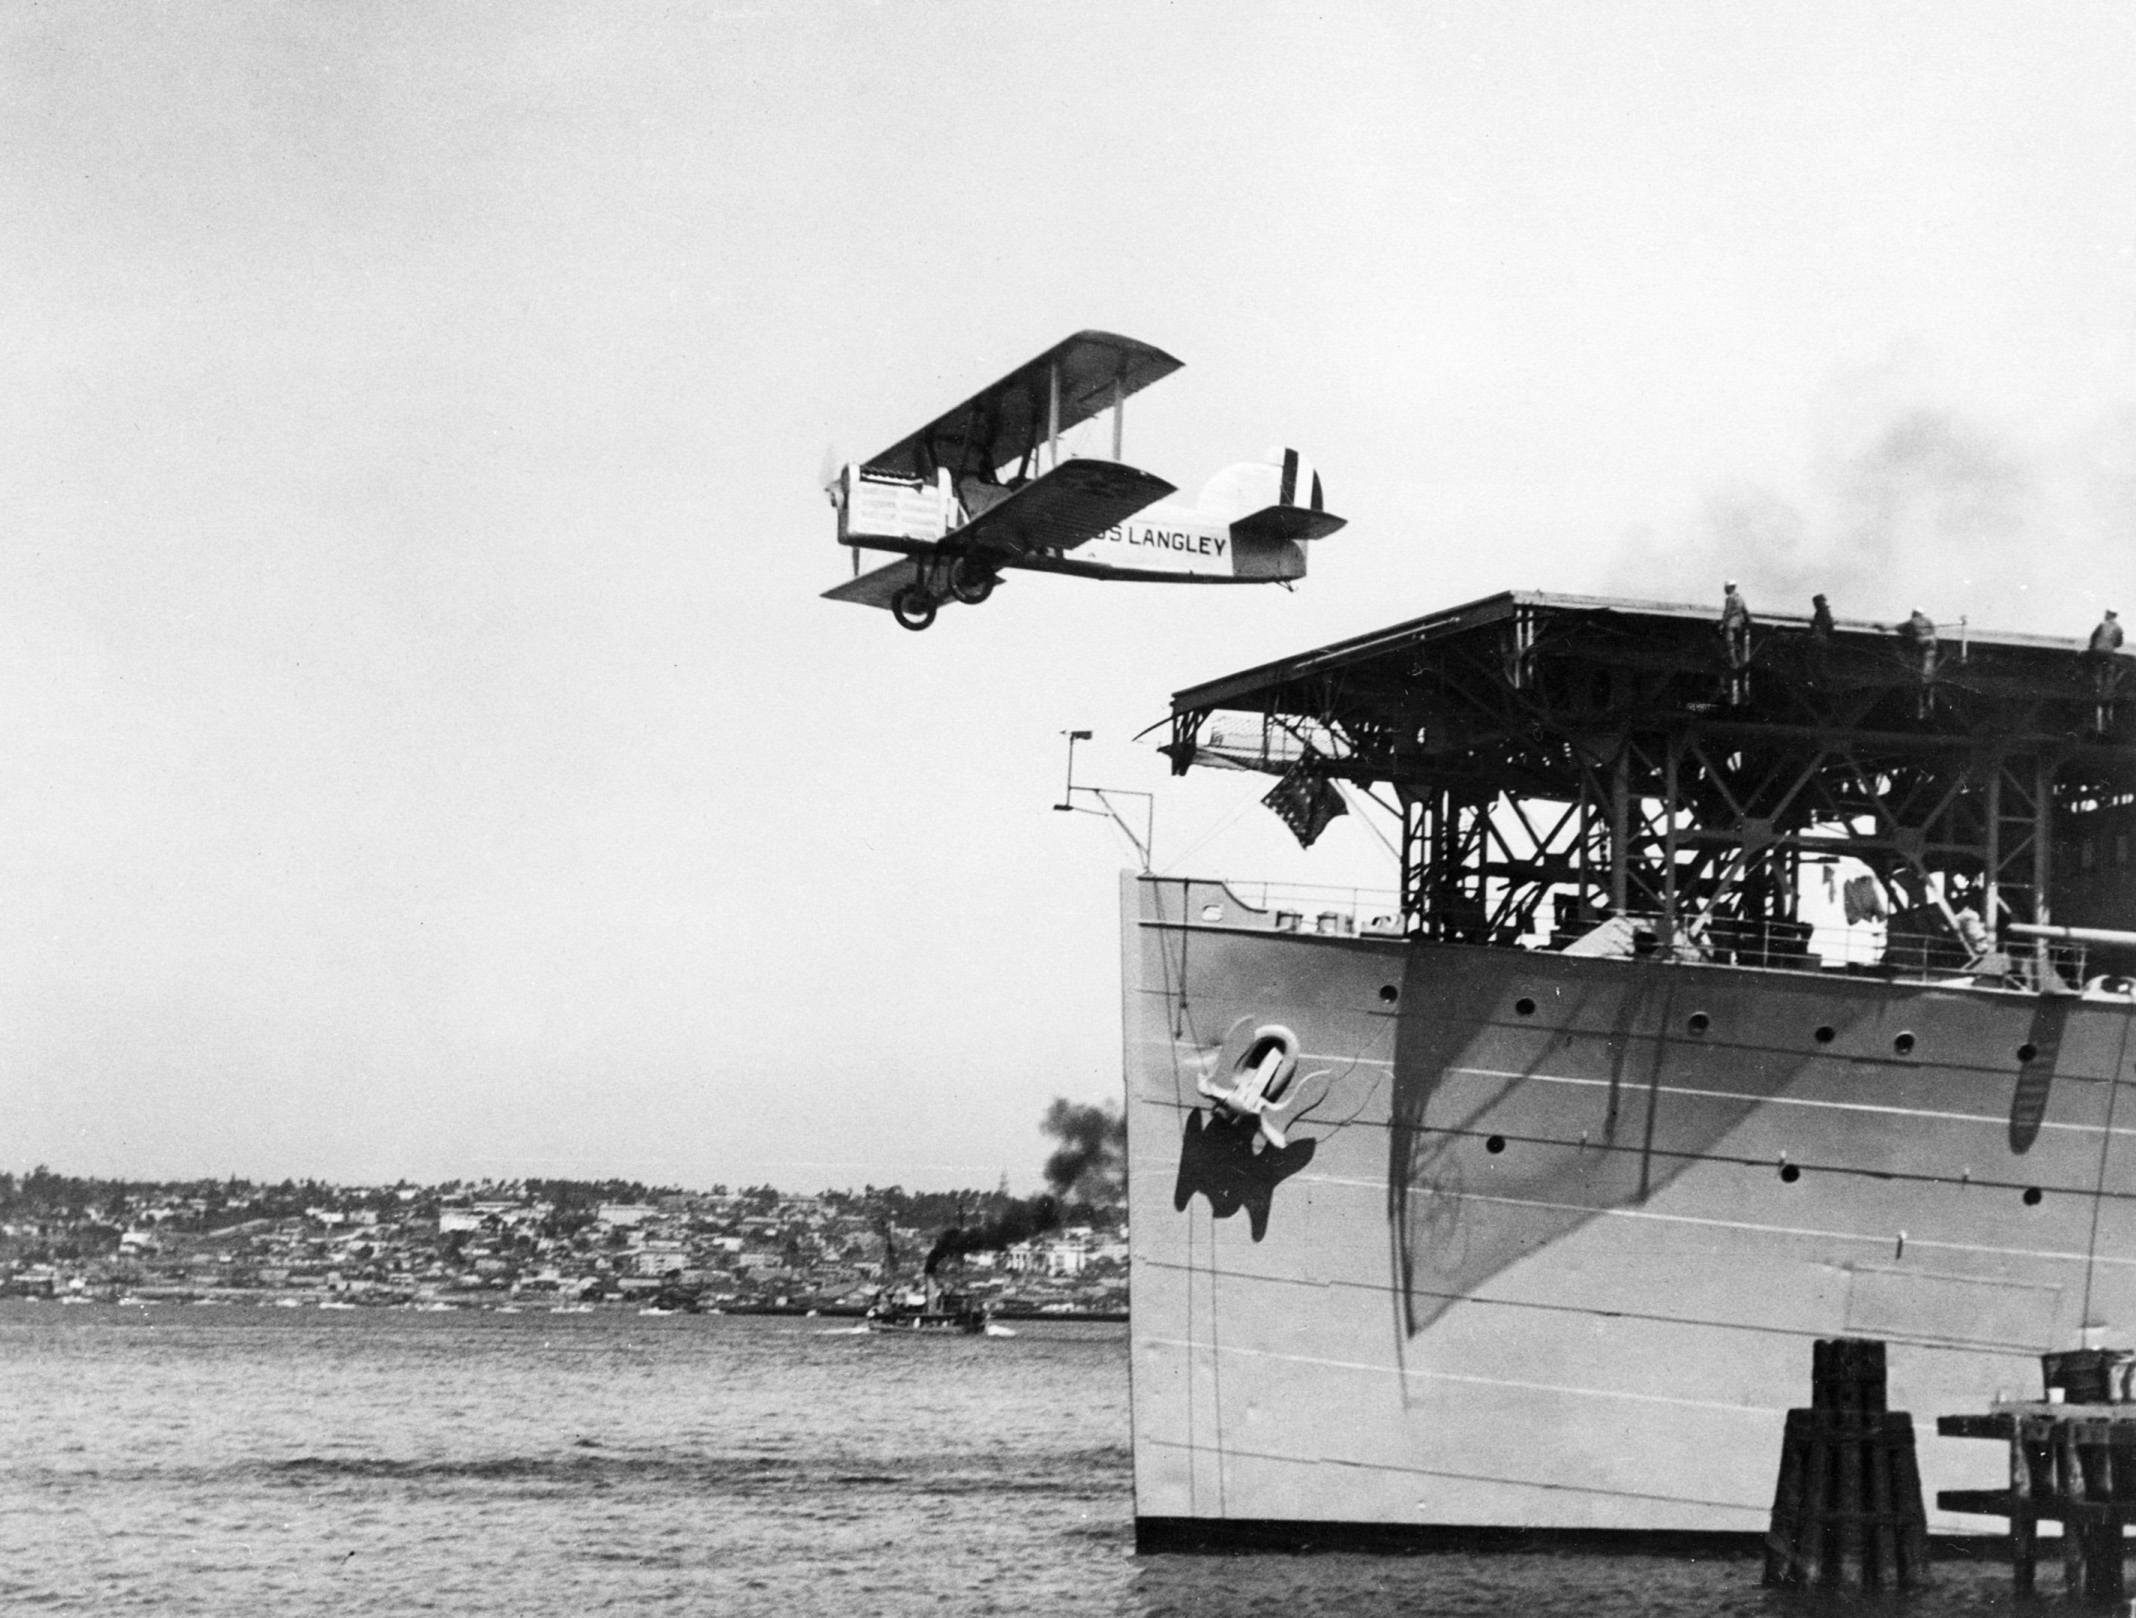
952,458,1174,555
822,557,924,611
864,332,1183,480
1230,504,1347,544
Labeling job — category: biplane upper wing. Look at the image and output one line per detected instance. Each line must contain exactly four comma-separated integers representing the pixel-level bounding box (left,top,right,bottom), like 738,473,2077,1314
822,556,930,609
949,459,1174,556
863,331,1183,481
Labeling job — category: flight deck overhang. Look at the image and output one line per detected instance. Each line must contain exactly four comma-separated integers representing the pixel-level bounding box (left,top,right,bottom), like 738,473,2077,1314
1170,591,2132,763
1164,591,2136,977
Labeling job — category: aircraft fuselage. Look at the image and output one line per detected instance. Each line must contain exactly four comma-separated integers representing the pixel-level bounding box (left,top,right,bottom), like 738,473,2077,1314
841,496,1307,585
1071,502,1305,582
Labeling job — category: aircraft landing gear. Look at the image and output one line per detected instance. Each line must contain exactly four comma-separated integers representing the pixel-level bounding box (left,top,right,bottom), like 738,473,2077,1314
890,585,938,632
949,557,997,606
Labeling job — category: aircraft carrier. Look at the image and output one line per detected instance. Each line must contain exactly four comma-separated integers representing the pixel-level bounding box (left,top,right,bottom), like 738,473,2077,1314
1123,591,2136,1549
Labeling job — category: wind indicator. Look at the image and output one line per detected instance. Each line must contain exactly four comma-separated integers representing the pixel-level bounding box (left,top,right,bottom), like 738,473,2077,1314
1053,728,1153,872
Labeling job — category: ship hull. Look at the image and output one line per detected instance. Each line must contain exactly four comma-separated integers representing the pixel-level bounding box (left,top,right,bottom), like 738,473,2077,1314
1122,875,2136,1546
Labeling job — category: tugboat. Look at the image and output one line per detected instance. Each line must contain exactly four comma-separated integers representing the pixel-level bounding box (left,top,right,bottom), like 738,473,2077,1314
863,1275,986,1335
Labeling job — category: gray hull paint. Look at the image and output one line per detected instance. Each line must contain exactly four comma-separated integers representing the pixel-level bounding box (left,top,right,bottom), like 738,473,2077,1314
1123,875,2136,1537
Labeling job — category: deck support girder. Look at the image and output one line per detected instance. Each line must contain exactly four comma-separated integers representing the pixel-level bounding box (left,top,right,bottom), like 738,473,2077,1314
1168,593,2136,970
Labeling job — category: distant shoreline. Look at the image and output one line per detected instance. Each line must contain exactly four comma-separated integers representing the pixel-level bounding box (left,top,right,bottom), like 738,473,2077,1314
0,1294,1131,1323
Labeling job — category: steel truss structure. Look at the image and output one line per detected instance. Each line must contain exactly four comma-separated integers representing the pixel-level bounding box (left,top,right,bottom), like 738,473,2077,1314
1167,593,2136,972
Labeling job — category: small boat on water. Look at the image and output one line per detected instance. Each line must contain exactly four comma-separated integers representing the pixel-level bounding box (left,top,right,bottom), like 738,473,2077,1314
863,1279,986,1335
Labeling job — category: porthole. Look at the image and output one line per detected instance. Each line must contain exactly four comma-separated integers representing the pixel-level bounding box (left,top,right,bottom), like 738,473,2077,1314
2023,1186,2044,1207
2017,1042,2039,1064
1813,1026,1836,1045
1893,1031,1916,1056
1514,996,1536,1017
1485,1135,1506,1155
1200,903,1224,922
1378,984,1399,1005
1687,1012,1711,1036
1780,1163,1802,1184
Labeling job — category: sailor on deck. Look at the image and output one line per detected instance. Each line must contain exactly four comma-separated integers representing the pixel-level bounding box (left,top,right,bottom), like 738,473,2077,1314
2088,609,2123,730
1954,907,1991,967
1809,594,1835,685
1721,580,1752,704
1899,608,1937,716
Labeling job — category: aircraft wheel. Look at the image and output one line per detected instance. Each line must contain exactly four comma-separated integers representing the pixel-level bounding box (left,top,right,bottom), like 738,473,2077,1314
949,558,996,606
890,585,937,632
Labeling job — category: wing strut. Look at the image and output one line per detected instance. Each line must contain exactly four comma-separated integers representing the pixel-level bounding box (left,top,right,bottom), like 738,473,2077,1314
1047,360,1062,473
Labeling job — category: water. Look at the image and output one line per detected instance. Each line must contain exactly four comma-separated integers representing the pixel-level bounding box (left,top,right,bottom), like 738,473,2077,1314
0,1303,2028,1615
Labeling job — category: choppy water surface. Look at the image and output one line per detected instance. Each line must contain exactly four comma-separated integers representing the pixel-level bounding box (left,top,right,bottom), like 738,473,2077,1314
0,1304,2024,1615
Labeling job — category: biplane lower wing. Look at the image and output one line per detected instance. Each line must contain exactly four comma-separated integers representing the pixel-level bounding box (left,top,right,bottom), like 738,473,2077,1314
949,458,1174,557
822,557,927,610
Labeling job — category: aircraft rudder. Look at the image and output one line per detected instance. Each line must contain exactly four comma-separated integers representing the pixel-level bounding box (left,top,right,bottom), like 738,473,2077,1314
1196,446,1329,522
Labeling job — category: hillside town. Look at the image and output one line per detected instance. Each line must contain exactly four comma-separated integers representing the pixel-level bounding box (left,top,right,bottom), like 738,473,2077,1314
0,1169,1129,1316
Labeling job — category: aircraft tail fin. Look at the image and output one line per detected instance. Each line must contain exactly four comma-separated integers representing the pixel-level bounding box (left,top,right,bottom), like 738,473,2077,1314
1275,447,1323,513
1198,447,1331,523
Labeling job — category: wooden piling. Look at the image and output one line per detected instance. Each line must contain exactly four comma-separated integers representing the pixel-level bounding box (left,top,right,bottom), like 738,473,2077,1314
1799,1409,1830,1584
1835,1358,1868,1585
1866,1415,1899,1588
1939,1404,2136,1597
1763,1338,1932,1590
1889,1416,1934,1586
2061,1427,2087,1592
1762,1408,1809,1586
2095,1440,2124,1599
2009,1420,2037,1596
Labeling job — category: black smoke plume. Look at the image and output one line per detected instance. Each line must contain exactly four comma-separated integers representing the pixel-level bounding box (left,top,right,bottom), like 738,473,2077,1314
1602,393,2105,633
923,1194,1058,1275
1041,1098,1125,1205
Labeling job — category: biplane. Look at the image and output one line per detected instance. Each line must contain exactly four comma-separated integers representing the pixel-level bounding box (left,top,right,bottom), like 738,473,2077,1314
821,331,1345,630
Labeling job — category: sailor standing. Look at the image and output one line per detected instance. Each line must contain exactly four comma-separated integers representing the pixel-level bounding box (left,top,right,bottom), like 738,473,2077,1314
1899,608,1938,716
1721,580,1753,704
1809,594,1835,686
2088,608,2123,730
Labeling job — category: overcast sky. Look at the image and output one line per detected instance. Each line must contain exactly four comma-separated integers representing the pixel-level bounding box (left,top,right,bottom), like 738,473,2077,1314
6,2,2134,1190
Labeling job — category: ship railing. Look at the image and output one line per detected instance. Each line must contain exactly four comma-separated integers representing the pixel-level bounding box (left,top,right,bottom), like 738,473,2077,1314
1562,912,2087,989
1198,881,2095,992
1213,880,1405,939
1801,924,2085,989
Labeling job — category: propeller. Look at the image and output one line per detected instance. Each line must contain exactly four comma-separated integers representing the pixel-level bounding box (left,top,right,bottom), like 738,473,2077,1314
819,445,861,576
